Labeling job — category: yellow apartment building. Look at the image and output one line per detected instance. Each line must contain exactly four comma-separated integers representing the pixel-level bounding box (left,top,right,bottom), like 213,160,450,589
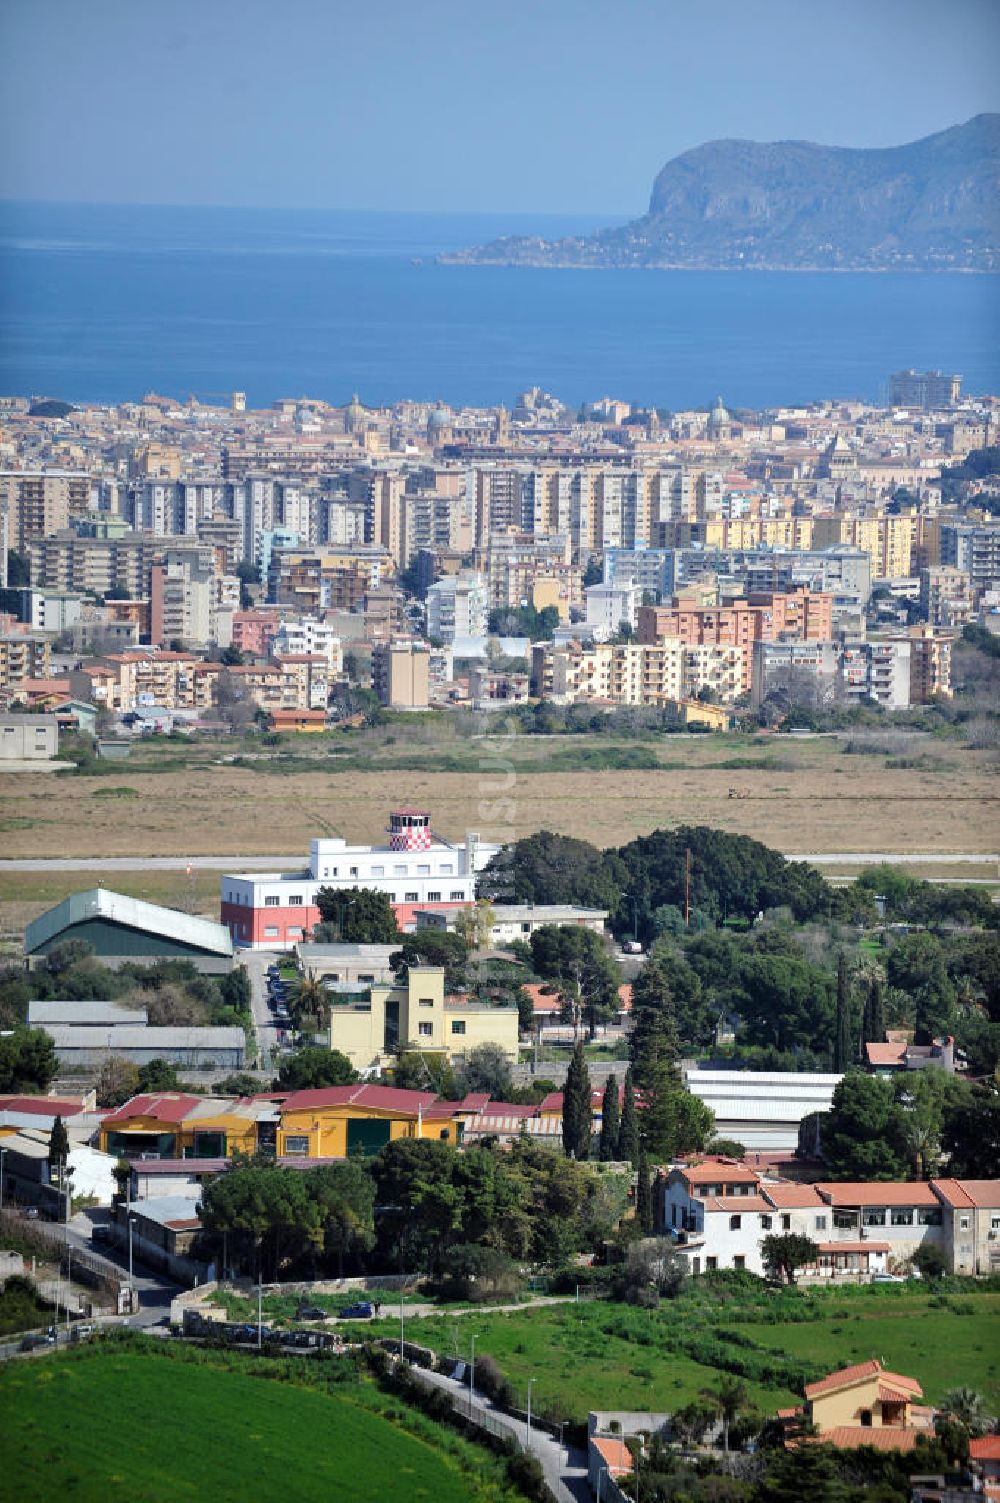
328,965,519,1076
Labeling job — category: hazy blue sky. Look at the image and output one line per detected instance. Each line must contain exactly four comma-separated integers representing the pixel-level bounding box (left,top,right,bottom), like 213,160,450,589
2,0,998,214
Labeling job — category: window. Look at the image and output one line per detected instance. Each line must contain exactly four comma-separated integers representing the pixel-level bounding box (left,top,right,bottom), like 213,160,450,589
427,891,441,902
833,1212,856,1229
418,998,434,1008
815,1215,827,1230
265,895,279,907
890,1208,914,1226
394,865,406,876
451,1020,466,1035
439,864,453,876
284,1135,309,1155
405,891,419,903
959,1215,970,1231
733,1255,745,1270
991,1216,1000,1232
418,1022,433,1037
860,1410,872,1428
918,1209,942,1225
760,1215,772,1230
371,865,384,877
288,895,303,906
781,1215,791,1231
522,923,531,933
706,1257,717,1271
350,867,359,877
729,1215,742,1230
358,973,374,983
450,891,464,901
439,1129,449,1140
264,926,279,938
287,927,303,939
863,1209,886,1227
417,864,430,876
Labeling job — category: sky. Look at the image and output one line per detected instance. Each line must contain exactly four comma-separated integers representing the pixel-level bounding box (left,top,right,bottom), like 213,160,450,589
1,0,998,215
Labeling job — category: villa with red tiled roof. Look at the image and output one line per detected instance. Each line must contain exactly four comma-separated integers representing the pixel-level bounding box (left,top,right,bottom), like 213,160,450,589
780,1361,933,1452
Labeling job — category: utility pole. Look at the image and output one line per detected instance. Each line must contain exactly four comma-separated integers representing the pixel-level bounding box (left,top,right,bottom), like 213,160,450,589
684,847,691,928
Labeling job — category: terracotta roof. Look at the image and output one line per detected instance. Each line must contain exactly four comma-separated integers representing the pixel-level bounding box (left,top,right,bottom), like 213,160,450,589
682,1162,761,1186
805,1360,891,1401
971,1437,1000,1461
101,1091,203,1125
0,1095,89,1118
877,1385,914,1404
473,1102,537,1119
591,1436,632,1475
617,983,633,1012
524,984,562,1014
815,1182,940,1207
865,1042,906,1066
819,1426,921,1452
763,1184,826,1209
701,1194,774,1213
281,1083,439,1115
932,1178,1000,1209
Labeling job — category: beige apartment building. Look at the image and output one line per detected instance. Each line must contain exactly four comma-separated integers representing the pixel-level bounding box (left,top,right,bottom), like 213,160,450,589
0,470,92,551
0,631,52,692
371,640,430,708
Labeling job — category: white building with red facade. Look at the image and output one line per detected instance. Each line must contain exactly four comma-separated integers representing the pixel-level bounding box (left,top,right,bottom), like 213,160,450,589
220,808,498,951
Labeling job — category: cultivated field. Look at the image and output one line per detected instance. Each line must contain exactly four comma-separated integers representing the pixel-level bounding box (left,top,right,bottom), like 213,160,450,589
0,1345,525,1503
0,730,994,863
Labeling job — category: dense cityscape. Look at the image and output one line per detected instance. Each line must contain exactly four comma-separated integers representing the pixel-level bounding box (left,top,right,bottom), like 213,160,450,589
0,367,998,1503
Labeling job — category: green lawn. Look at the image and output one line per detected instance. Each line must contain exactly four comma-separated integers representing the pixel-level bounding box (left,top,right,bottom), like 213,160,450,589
0,1345,525,1503
367,1284,1000,1425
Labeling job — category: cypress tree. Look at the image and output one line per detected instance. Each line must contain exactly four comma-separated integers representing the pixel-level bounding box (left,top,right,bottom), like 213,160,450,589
833,954,851,1072
599,1073,620,1161
562,1041,592,1160
636,1146,654,1235
47,1114,70,1176
864,974,886,1045
619,1067,640,1168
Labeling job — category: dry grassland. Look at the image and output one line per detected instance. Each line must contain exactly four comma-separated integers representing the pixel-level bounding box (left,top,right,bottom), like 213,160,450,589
0,734,994,861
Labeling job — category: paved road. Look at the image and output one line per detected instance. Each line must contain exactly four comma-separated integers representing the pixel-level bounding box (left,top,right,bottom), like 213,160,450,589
414,1364,591,1503
0,850,996,874
243,949,283,1071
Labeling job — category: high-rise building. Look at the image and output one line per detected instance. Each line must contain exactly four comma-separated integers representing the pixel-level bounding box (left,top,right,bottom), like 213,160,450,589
889,370,961,409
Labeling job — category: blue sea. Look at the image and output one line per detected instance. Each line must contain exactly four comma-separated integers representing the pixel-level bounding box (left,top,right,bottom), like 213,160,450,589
0,201,998,411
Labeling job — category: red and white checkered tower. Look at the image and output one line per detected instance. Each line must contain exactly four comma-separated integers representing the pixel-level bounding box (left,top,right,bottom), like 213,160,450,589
388,808,432,852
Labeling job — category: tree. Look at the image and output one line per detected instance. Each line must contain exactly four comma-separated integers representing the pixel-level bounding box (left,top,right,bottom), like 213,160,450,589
477,830,625,914
454,900,495,951
833,955,851,1072
630,957,713,1159
289,976,330,1032
47,1115,70,1180
274,1047,357,1091
703,1374,749,1453
95,1055,140,1108
391,1051,460,1098
636,1146,654,1234
761,1233,819,1285
911,1244,947,1281
529,925,622,1038
822,1073,909,1181
307,1160,376,1276
755,1443,860,1503
213,1073,262,1097
313,886,400,945
456,1042,514,1101
618,1068,640,1168
390,931,468,993
562,1042,592,1160
0,1028,58,1093
941,1083,1000,1177
939,1387,990,1438
599,1073,620,1161
862,973,886,1049
137,1058,179,1093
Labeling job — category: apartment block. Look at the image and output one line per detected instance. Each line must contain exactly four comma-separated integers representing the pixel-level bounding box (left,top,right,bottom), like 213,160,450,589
371,640,430,708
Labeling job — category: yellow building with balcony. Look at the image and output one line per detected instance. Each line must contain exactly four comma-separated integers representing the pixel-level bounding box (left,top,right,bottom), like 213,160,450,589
327,965,520,1077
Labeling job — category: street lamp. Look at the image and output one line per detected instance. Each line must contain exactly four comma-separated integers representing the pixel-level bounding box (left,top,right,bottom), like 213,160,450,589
526,1377,536,1448
469,1333,480,1417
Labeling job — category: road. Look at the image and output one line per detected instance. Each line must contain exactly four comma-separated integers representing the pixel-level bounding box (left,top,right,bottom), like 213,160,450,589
413,1364,591,1503
0,850,996,874
243,949,283,1071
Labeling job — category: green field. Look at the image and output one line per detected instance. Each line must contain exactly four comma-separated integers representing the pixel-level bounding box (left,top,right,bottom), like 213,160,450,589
367,1283,1000,1425
0,1344,527,1503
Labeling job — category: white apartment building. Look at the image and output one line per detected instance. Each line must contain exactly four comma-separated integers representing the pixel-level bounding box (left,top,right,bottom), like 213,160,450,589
270,617,343,675
584,583,641,640
426,571,489,643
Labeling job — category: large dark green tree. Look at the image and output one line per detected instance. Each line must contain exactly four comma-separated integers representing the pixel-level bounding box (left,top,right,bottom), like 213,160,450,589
941,1083,1000,1177
599,1073,620,1161
833,955,852,1072
618,1067,640,1168
313,886,400,944
562,1041,592,1160
476,830,625,913
635,1146,654,1235
530,925,621,1037
274,1047,357,1091
47,1115,70,1176
821,1073,908,1181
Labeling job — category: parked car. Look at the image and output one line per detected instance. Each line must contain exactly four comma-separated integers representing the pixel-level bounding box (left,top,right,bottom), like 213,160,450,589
70,1324,96,1343
19,1332,54,1351
340,1302,374,1320
296,1304,329,1321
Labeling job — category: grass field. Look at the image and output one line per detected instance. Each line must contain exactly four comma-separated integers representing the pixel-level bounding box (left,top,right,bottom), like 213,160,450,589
0,1344,529,1503
365,1284,1000,1425
0,730,994,865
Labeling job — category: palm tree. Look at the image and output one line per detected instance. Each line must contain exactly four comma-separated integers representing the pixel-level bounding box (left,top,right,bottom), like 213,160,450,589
290,976,330,1033
702,1374,748,1453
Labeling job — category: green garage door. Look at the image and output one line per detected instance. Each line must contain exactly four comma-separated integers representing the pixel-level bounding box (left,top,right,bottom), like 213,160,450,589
347,1118,392,1157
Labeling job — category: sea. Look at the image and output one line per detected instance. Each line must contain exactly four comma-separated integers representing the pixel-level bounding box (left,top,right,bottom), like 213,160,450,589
1,200,998,412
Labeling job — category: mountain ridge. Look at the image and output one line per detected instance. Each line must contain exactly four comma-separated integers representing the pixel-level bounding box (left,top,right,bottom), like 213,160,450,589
441,115,1000,272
